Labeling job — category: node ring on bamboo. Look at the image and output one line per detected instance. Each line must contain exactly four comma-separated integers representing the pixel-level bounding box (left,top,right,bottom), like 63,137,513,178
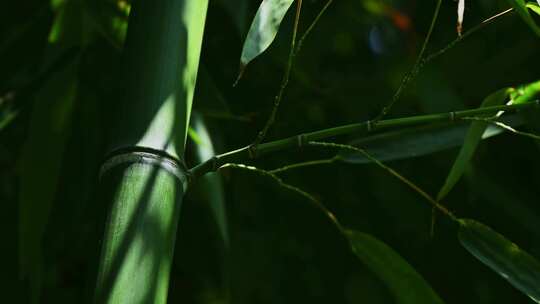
100,147,189,191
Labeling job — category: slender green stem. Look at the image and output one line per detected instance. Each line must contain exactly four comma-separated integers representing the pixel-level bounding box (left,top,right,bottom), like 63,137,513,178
423,8,514,65
220,162,343,230
269,156,338,174
220,163,318,203
373,0,442,123
295,0,333,56
461,116,540,141
308,141,457,221
189,101,539,179
252,0,303,147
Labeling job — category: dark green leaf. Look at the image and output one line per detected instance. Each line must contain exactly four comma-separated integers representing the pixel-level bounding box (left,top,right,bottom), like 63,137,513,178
346,230,445,304
341,115,522,164
48,0,93,47
18,60,78,300
191,113,229,248
505,0,540,37
458,219,540,302
437,88,511,201
240,0,294,68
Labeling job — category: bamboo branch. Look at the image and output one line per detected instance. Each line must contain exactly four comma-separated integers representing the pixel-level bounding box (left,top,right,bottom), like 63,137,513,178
219,162,343,230
189,101,540,179
252,0,303,147
461,116,540,141
373,0,442,122
423,8,514,65
269,156,338,174
307,141,457,221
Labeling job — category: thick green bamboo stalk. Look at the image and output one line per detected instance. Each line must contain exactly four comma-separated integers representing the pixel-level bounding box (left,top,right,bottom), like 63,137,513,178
94,0,208,303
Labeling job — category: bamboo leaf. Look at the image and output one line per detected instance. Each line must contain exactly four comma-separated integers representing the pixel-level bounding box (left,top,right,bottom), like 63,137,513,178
346,230,445,304
18,60,78,301
505,0,540,37
511,80,540,133
458,219,540,302
48,0,93,47
527,2,540,15
239,0,294,72
437,88,511,201
511,80,540,105
191,113,229,249
340,115,522,164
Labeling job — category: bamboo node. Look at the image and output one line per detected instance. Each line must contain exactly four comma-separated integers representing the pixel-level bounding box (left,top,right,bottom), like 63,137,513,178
449,111,456,122
248,144,258,159
296,134,306,148
100,149,189,191
211,155,221,172
366,120,373,132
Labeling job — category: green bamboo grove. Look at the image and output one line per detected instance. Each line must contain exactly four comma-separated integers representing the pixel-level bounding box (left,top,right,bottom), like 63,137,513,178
89,0,540,303
5,0,539,302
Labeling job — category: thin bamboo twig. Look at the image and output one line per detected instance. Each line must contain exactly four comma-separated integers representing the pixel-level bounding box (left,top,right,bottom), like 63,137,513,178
220,163,318,203
307,141,458,221
423,8,514,65
269,156,338,174
188,101,539,179
461,116,540,141
295,0,333,56
373,0,442,123
219,162,342,228
252,0,303,147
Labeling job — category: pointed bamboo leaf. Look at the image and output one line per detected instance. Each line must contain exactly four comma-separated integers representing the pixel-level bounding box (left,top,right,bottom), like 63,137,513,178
191,113,229,248
511,80,540,133
18,60,78,300
346,230,445,304
437,88,511,201
238,0,294,76
528,2,540,15
341,115,522,164
511,80,540,105
505,0,540,37
458,219,540,302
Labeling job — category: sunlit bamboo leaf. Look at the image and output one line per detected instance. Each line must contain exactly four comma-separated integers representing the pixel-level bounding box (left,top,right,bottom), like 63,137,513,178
346,230,445,304
437,88,511,201
511,80,540,105
18,60,78,301
527,2,540,15
458,219,540,303
340,115,522,164
510,80,540,133
191,113,229,249
237,0,295,81
505,0,540,37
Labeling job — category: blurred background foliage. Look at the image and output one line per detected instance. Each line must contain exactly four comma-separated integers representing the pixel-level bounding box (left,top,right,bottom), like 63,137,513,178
1,0,540,303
